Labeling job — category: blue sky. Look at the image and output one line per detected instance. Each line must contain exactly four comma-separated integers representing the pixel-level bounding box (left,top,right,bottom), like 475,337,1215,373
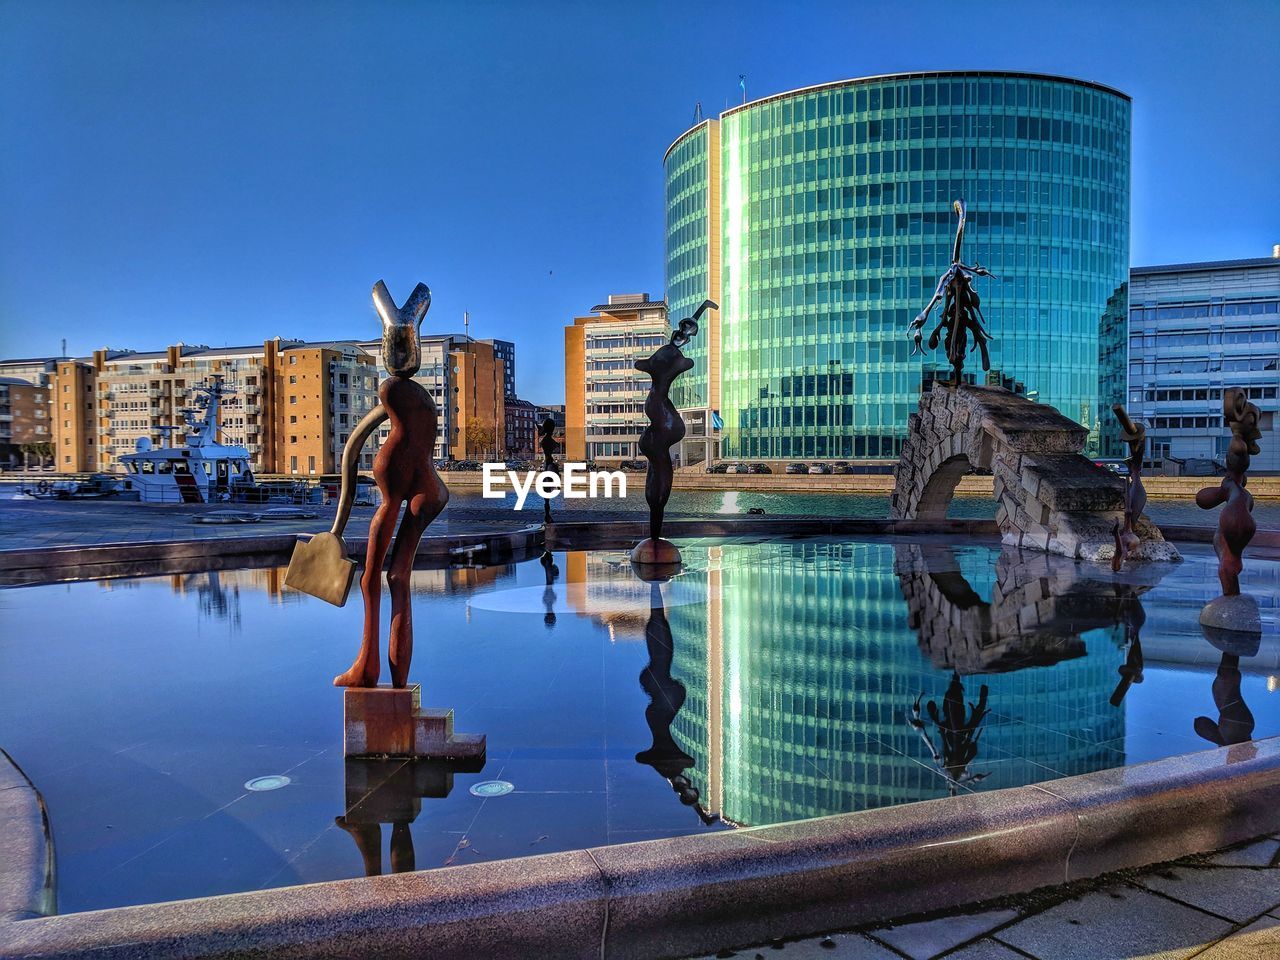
1,0,1277,404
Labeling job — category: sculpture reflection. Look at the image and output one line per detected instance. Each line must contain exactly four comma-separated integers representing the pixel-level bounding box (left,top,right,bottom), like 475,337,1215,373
910,673,990,794
337,758,481,876
635,580,717,825
540,550,559,629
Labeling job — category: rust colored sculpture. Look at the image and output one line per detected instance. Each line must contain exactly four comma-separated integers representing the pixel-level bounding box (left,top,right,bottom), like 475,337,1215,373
539,415,558,524
1196,388,1261,595
287,280,448,688
630,299,716,565
1110,404,1148,572
908,199,997,383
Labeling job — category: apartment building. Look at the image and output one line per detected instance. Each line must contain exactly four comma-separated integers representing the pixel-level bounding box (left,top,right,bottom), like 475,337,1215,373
564,294,669,463
48,339,377,475
0,377,51,467
0,357,62,388
355,333,507,462
504,397,541,460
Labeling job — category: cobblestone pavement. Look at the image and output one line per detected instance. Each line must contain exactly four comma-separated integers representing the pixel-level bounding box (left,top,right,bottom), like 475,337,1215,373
691,834,1280,960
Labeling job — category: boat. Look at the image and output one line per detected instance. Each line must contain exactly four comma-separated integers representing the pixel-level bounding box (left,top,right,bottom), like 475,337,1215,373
118,376,257,504
22,474,124,500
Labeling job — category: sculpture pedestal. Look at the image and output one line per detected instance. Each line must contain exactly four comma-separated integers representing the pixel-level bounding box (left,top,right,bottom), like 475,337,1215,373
343,685,486,761
630,537,681,565
1199,594,1262,638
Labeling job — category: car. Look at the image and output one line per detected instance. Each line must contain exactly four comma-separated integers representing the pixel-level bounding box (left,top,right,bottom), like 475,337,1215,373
727,462,752,474
1094,458,1130,477
808,463,833,475
619,459,648,472
785,462,808,475
705,462,729,474
748,462,772,474
833,463,855,475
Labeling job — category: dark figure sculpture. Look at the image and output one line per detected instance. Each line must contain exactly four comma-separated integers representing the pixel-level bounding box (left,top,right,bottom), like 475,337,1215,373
327,281,448,688
907,199,996,383
1196,388,1261,595
1193,653,1255,747
635,582,717,825
539,415,558,524
631,299,717,565
909,673,990,794
1111,405,1149,572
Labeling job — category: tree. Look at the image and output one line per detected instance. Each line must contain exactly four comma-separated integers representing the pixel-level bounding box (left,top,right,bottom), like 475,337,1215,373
465,416,497,460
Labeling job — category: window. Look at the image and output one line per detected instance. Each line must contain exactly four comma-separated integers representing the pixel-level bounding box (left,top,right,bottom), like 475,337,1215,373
289,375,297,384
289,356,297,365
289,395,297,404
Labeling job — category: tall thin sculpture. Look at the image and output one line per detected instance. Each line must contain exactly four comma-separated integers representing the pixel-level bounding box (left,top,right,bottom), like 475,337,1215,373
631,299,716,566
907,199,997,383
1196,388,1261,596
286,280,448,688
539,415,558,524
1111,404,1148,572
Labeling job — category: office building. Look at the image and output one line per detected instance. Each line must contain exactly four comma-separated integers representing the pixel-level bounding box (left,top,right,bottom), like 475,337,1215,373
665,71,1131,461
1128,253,1279,473
564,294,669,463
482,339,517,399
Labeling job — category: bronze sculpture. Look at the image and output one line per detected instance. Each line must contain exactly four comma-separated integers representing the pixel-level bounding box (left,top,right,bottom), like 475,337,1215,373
538,415,558,524
907,199,996,383
631,299,716,565
286,280,448,689
1110,405,1148,572
1196,388,1261,596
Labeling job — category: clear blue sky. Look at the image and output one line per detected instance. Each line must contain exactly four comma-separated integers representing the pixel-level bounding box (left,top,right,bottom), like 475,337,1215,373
1,0,1277,404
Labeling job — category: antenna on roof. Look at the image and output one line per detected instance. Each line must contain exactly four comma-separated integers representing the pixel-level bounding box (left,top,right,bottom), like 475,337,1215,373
464,310,470,340
61,338,67,357
693,101,703,123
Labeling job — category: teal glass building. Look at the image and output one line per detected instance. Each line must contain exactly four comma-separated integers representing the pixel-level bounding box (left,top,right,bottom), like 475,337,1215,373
663,71,1131,461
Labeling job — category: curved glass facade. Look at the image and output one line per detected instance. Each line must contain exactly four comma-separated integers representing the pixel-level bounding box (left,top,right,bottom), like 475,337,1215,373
664,71,1130,460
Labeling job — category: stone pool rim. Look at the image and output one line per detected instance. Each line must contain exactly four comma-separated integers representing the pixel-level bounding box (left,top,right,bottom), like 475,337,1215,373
2,519,1279,958
0,737,1277,959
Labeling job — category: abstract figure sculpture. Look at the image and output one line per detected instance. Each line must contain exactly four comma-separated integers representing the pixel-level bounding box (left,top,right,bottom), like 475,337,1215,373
1196,388,1261,596
1110,404,1148,572
907,199,996,383
630,298,717,565
539,415,558,524
286,280,448,689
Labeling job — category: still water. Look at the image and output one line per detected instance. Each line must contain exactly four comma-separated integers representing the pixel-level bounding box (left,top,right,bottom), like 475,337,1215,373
1,536,1277,913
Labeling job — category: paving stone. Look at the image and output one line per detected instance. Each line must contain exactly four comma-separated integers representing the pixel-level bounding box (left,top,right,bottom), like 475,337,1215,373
1139,864,1280,922
868,907,1019,959
690,933,899,959
1205,837,1280,868
997,885,1231,960
945,941,1028,960
1193,913,1280,959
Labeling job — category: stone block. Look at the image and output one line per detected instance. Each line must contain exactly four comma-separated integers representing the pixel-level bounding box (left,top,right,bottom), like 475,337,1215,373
345,687,486,761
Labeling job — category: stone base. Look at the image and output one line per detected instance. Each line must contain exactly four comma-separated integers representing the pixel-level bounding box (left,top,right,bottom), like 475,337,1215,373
630,537,682,565
1199,594,1263,641
344,685,486,761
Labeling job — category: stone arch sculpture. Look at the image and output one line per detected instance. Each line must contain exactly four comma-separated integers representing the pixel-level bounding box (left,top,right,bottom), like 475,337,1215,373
891,384,1180,564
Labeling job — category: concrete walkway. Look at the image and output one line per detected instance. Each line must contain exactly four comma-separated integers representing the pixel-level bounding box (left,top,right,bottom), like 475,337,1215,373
693,834,1280,960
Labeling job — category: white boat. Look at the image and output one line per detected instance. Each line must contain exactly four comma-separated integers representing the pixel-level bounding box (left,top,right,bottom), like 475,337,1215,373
119,377,255,504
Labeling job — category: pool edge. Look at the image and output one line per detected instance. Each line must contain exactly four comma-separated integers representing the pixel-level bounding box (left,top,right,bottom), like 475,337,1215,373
2,736,1278,960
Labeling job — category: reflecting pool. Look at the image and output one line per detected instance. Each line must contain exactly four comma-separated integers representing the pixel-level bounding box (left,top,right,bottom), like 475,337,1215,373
1,536,1277,913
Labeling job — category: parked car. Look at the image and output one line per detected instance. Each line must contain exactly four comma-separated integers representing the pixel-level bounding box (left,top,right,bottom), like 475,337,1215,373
619,459,648,472
1094,458,1130,477
748,462,772,474
808,463,833,475
833,463,855,474
705,462,729,474
785,462,808,475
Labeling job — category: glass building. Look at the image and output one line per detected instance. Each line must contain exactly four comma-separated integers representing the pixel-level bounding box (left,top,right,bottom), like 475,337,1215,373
663,71,1131,462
